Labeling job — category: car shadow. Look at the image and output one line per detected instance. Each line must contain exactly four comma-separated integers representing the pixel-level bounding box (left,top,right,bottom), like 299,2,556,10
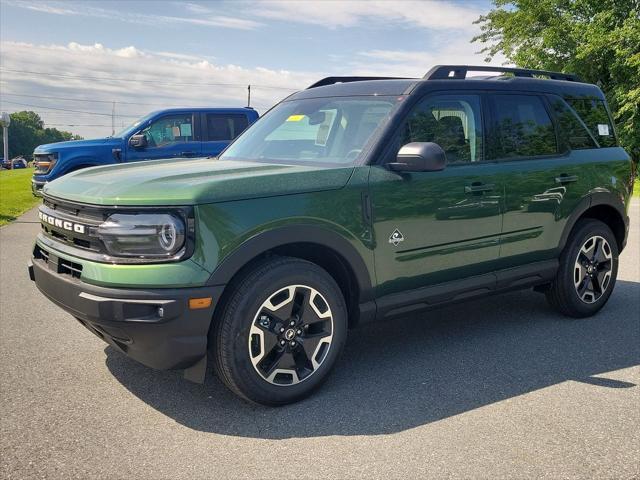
105,280,640,439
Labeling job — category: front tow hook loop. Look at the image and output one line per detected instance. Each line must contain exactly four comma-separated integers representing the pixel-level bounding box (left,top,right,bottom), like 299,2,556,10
27,261,35,282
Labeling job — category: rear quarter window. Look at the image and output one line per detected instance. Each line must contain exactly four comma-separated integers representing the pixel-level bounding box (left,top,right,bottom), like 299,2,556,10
206,114,249,141
565,98,617,148
548,96,598,151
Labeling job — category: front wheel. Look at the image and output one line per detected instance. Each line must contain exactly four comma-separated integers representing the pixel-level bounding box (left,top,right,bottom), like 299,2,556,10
212,257,348,406
546,219,619,318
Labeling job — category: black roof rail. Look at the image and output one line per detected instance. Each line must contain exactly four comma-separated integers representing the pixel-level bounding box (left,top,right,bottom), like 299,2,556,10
307,76,411,89
424,65,582,82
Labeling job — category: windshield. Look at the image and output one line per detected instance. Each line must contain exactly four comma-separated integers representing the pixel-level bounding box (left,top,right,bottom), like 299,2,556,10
114,111,156,138
220,96,401,166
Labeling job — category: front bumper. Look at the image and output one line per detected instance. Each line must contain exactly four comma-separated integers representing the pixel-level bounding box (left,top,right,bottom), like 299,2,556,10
28,253,223,371
31,178,46,196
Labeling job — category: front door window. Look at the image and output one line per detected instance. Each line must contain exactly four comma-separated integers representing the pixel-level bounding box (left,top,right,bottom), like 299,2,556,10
401,94,484,163
141,114,194,148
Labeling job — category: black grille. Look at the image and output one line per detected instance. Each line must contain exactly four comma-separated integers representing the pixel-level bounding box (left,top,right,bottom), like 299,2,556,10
33,244,84,279
33,244,50,263
39,196,107,254
38,194,195,265
58,258,83,278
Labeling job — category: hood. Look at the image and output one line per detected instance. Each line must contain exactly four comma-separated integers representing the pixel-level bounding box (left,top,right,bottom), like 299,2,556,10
35,137,122,153
42,157,354,206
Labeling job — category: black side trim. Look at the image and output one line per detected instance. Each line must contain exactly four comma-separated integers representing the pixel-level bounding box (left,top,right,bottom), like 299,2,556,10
376,274,495,320
495,259,558,290
373,260,558,321
206,225,374,302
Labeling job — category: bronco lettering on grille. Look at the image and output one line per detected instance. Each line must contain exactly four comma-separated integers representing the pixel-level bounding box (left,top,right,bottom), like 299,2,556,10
38,211,86,234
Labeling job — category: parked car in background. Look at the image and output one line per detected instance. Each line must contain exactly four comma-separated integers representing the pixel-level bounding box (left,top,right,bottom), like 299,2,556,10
11,157,28,169
1,156,28,169
31,107,259,194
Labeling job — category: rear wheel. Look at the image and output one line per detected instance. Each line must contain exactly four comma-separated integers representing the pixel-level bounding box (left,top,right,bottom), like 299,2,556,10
212,257,347,406
546,219,619,317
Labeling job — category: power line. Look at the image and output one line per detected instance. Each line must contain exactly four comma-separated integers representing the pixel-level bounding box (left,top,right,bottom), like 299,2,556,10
0,100,140,118
44,123,114,127
2,92,145,105
0,68,300,91
2,111,114,117
0,92,275,110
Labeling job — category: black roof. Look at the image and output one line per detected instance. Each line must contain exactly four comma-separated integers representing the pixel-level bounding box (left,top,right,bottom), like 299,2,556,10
288,65,604,101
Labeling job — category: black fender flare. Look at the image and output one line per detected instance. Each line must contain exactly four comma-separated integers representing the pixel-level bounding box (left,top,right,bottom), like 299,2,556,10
557,192,628,252
205,225,375,302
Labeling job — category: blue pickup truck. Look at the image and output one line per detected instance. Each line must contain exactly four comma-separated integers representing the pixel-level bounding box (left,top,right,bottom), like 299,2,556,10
32,107,259,194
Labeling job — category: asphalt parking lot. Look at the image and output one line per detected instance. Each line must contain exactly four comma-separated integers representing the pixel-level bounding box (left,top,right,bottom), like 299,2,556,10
1,202,639,479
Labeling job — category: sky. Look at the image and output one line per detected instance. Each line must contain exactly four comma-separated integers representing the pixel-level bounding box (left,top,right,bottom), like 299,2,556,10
0,0,503,138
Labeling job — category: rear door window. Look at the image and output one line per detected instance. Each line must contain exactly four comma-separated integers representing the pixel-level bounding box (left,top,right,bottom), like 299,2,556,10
490,94,557,159
565,98,616,147
206,114,249,141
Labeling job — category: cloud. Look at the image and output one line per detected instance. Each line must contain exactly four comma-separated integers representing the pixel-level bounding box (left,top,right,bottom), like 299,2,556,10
5,1,263,30
251,0,483,30
0,35,506,138
8,0,484,32
17,3,80,15
0,41,317,138
353,39,509,78
164,15,261,30
66,42,143,58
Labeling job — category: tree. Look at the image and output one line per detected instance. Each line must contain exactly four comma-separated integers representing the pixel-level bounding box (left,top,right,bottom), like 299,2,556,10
0,111,82,159
473,0,640,161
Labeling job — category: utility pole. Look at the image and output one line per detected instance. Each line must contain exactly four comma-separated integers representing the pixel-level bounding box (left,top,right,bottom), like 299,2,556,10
247,85,251,107
111,102,116,136
0,112,10,170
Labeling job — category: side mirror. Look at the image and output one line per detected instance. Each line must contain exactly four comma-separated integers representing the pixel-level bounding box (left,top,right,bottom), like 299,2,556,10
388,142,446,172
129,134,148,149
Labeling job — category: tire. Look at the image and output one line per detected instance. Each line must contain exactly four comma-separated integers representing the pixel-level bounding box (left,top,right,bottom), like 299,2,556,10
546,219,619,318
211,256,348,406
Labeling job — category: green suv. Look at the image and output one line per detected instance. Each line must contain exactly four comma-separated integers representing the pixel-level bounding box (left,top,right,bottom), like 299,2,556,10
29,66,634,406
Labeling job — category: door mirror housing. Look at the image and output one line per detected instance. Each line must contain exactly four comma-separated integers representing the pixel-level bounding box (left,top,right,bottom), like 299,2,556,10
388,142,447,172
129,134,148,149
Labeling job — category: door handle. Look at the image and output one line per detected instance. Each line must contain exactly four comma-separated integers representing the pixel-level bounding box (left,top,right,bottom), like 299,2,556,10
555,174,578,184
465,183,494,194
179,151,196,157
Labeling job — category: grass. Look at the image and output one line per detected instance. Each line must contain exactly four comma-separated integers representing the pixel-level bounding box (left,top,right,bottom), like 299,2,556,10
0,168,40,226
634,178,640,197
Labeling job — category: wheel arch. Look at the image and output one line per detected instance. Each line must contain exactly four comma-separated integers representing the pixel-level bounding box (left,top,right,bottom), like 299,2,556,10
559,192,628,253
207,226,376,327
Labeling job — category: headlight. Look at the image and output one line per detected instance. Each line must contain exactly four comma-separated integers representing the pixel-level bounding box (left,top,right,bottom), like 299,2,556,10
97,213,186,258
34,153,58,174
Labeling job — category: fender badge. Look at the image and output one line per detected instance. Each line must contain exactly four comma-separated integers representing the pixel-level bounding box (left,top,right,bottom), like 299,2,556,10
389,229,404,246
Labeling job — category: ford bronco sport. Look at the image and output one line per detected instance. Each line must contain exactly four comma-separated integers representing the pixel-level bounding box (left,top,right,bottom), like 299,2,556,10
29,66,634,406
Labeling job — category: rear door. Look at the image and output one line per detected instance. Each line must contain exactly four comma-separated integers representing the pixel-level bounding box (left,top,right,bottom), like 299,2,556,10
489,93,600,267
202,113,249,157
369,92,504,297
126,112,202,161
